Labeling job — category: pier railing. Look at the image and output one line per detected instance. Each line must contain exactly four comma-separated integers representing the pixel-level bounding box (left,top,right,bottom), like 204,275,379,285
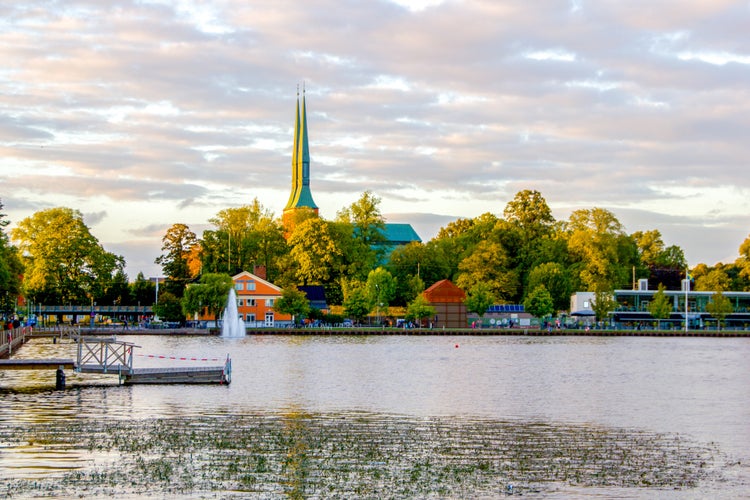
1,327,29,358
77,336,137,375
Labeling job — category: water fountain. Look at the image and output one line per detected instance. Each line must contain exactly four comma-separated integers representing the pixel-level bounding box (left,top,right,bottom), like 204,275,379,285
221,288,246,338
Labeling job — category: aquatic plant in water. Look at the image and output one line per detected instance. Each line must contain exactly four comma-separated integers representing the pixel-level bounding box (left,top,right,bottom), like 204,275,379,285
0,412,735,497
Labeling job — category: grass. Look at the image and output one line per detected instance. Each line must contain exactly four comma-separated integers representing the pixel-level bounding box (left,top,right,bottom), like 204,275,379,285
0,412,730,498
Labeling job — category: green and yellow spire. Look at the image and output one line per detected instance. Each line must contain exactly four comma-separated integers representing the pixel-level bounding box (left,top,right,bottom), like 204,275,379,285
284,85,318,213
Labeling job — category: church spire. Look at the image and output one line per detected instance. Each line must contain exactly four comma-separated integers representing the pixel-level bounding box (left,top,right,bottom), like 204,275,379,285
283,84,319,233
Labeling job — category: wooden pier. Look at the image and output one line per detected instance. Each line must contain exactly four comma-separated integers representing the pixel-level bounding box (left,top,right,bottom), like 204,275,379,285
0,326,231,389
0,327,28,358
0,358,75,370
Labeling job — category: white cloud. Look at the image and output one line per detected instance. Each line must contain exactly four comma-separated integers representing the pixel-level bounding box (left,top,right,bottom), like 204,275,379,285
525,49,578,62
1,0,749,277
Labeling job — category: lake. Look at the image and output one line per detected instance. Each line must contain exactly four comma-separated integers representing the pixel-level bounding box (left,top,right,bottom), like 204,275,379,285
1,334,748,497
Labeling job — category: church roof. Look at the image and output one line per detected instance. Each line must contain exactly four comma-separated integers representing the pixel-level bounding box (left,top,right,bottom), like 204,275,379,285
380,223,421,244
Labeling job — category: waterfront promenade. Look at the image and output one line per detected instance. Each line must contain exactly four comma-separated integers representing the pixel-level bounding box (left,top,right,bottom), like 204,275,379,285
244,326,750,337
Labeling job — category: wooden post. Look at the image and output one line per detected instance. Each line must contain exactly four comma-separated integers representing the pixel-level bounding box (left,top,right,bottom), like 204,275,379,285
55,365,66,390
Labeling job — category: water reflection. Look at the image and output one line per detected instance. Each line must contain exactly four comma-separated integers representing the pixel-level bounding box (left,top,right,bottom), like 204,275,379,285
1,334,749,496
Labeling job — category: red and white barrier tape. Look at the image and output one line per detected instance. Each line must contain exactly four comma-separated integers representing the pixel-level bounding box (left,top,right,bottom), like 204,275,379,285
135,354,222,362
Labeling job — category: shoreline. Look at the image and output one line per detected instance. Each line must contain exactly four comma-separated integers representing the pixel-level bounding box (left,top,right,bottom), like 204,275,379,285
33,326,750,338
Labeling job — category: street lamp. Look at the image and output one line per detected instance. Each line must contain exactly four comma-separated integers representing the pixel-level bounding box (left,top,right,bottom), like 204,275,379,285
90,296,95,329
375,284,380,325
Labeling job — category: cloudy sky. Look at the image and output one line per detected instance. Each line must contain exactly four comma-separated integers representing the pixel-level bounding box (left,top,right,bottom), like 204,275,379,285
2,0,749,279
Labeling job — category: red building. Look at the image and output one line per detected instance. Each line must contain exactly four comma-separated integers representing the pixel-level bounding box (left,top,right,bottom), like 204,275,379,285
423,280,467,328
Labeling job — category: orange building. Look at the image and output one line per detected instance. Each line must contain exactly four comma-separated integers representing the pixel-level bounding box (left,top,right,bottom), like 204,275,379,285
231,271,292,327
423,279,467,328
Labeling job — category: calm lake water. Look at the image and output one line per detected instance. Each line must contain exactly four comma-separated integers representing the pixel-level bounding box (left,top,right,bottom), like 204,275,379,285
1,334,749,497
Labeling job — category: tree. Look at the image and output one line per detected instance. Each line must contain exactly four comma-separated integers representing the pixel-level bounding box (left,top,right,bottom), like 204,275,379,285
0,201,22,316
591,288,616,325
365,267,397,316
465,282,496,325
130,272,156,306
337,191,387,245
342,284,371,324
566,208,633,290
274,286,310,326
523,285,555,322
706,291,733,330
328,220,372,285
654,245,687,270
181,273,233,319
503,189,555,234
387,242,450,306
100,269,132,306
288,218,341,285
632,229,665,266
501,190,560,301
430,214,498,281
405,294,436,327
11,207,125,304
330,192,388,286
526,262,571,311
201,199,287,279
648,284,672,330
152,291,184,323
737,234,750,286
695,268,730,292
155,223,198,297
456,240,518,302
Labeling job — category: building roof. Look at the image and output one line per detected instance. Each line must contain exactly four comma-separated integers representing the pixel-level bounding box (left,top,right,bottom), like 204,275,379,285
232,271,282,293
424,279,466,303
380,223,421,245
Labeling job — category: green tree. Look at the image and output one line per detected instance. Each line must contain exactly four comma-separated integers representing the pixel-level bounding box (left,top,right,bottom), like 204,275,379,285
405,294,436,327
130,272,156,306
654,245,687,270
501,190,560,301
201,199,287,279
632,229,665,266
152,290,184,323
566,208,633,290
526,262,571,311
465,282,496,325
274,286,310,326
329,192,388,287
523,285,555,322
155,223,199,297
181,273,233,319
591,288,616,325
706,290,733,329
337,191,387,245
737,234,750,286
456,240,518,302
11,207,125,304
430,214,498,281
387,241,450,306
648,284,672,330
328,221,371,285
100,269,132,306
365,267,396,315
288,218,341,285
695,268,730,292
0,201,22,316
342,284,371,324
503,189,556,233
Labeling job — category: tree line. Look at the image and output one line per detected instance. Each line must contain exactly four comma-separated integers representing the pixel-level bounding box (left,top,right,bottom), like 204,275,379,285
4,190,750,324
